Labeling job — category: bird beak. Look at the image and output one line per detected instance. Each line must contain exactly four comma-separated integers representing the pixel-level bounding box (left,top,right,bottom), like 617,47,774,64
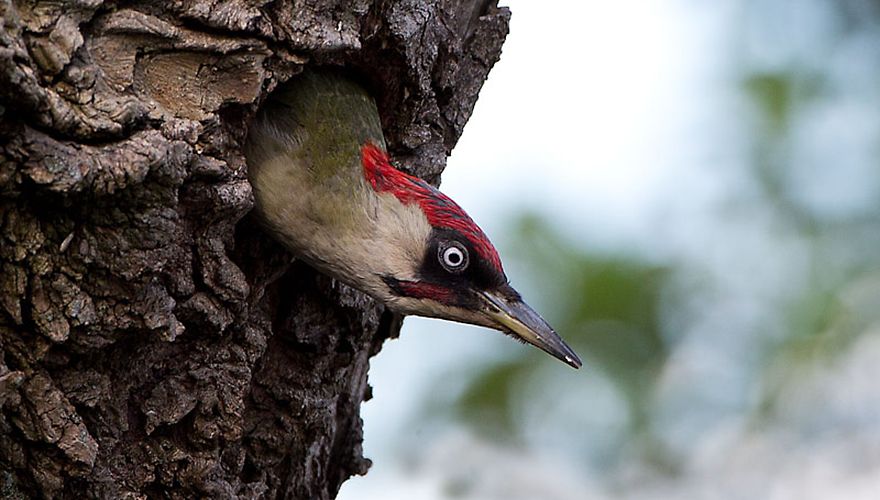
479,290,582,369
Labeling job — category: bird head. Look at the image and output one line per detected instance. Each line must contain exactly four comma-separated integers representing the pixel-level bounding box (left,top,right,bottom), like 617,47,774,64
361,143,582,369
244,68,581,369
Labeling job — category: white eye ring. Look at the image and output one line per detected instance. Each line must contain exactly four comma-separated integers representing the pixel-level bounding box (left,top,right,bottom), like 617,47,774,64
439,242,468,272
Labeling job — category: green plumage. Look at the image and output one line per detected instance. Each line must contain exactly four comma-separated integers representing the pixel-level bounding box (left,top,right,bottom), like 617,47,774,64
248,69,385,183
246,69,390,244
244,68,429,299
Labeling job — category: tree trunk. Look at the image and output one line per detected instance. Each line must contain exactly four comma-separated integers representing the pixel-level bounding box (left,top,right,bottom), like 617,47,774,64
0,1,509,498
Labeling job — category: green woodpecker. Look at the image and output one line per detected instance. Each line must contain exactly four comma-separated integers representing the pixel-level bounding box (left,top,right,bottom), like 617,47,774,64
245,69,581,369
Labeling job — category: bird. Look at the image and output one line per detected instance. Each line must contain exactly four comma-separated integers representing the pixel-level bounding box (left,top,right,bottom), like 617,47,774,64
245,68,581,369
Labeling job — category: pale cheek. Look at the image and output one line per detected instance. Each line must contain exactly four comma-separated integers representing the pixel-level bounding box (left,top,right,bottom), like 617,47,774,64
374,193,431,274
384,296,493,329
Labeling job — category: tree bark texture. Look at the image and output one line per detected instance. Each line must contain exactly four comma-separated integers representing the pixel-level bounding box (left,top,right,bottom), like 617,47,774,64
0,1,509,498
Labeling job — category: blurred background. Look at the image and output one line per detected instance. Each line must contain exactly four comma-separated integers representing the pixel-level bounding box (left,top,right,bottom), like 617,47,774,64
339,0,880,498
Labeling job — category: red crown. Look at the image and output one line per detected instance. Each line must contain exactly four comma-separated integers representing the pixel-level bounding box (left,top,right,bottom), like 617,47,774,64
361,142,504,274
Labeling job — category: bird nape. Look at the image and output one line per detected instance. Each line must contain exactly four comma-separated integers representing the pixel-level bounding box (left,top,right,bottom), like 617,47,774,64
245,68,582,369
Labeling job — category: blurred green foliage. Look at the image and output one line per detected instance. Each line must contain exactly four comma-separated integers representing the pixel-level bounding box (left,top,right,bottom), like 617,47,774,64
741,54,880,419
513,214,671,434
426,214,673,445
416,0,880,484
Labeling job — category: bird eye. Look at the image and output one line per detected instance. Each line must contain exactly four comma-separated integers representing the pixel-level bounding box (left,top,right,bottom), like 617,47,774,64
439,242,468,272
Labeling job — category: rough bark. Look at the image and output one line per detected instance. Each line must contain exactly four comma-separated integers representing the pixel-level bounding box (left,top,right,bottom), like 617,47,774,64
0,1,509,498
